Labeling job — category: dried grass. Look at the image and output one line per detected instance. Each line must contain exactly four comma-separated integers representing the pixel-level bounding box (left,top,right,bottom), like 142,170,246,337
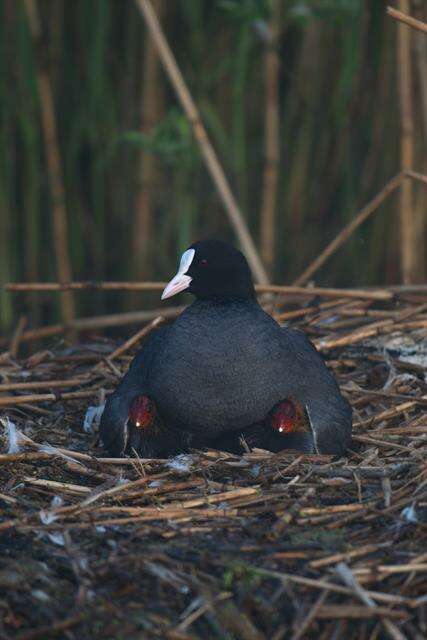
1,289,426,639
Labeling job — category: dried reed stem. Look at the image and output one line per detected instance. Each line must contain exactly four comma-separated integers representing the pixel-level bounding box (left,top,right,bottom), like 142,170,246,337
413,11,427,279
134,0,269,284
6,281,167,292
0,378,86,392
5,282,394,300
387,6,427,34
260,0,281,274
0,307,181,346
0,389,103,407
2,291,426,636
293,173,405,286
414,31,427,139
133,0,165,281
397,0,418,284
405,169,427,185
104,315,164,360
9,316,27,358
24,0,76,331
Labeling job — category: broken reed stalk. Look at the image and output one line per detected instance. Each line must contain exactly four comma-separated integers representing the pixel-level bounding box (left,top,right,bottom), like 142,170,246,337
387,6,427,34
24,0,76,332
2,283,406,349
260,0,281,275
100,315,164,361
0,378,87,392
5,282,395,299
6,281,167,292
405,169,427,186
134,0,269,285
6,170,426,301
396,0,419,284
1,294,426,636
293,170,427,287
0,307,181,346
0,389,103,407
132,0,165,283
9,316,27,358
293,173,405,286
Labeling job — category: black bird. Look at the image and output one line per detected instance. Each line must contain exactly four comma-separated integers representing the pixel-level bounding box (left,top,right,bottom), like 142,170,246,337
100,240,352,456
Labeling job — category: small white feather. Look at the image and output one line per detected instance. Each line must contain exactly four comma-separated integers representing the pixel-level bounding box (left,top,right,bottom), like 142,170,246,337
39,510,58,525
401,503,418,524
47,532,65,546
83,403,105,433
166,454,194,473
1,417,22,453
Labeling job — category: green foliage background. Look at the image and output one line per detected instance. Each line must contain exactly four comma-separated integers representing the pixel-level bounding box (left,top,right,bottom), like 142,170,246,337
0,0,425,332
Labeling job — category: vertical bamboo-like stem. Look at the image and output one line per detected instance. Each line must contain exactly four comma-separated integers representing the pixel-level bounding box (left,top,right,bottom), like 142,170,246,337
24,0,76,330
0,1,14,332
396,0,418,284
414,31,427,138
134,0,269,285
260,0,281,276
413,3,427,282
133,0,165,281
232,22,250,214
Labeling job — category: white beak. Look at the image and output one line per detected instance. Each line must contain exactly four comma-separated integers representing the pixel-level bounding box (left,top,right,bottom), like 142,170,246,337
161,248,195,300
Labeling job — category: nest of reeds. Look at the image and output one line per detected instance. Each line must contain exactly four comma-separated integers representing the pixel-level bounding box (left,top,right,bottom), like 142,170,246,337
1,287,426,640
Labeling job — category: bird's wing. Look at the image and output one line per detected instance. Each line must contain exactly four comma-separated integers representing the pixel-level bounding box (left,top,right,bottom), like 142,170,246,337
280,327,352,455
99,326,168,456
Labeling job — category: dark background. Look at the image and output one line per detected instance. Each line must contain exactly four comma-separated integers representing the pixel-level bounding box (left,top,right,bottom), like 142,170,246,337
0,0,426,333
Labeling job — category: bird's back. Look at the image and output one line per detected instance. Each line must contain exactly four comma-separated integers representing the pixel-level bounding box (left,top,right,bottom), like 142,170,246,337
145,298,351,452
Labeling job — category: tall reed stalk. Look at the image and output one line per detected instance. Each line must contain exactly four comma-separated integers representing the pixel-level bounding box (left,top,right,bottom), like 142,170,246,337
397,0,417,284
260,0,281,276
24,0,76,330
133,0,165,282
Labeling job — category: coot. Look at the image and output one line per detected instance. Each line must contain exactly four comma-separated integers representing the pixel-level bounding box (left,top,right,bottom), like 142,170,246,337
100,240,352,456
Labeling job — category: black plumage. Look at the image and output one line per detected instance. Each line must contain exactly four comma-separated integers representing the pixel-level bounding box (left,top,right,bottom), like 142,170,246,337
100,240,352,457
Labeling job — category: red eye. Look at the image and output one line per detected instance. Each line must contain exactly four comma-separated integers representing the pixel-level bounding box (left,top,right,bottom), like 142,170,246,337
199,259,208,266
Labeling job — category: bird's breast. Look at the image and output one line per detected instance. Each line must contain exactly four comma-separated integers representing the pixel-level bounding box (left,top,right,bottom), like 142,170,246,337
147,312,288,434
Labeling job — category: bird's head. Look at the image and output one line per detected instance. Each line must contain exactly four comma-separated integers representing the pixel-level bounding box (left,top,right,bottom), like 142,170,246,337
161,239,255,301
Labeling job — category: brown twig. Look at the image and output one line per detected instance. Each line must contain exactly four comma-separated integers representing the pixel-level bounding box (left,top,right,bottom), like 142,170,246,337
106,315,164,361
9,316,27,358
0,389,107,407
134,0,268,284
0,307,181,346
291,589,330,640
387,6,427,34
0,378,87,392
258,285,393,300
2,292,426,637
293,173,405,286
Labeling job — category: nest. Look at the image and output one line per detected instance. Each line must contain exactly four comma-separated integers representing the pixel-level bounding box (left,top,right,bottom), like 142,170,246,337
1,288,427,639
